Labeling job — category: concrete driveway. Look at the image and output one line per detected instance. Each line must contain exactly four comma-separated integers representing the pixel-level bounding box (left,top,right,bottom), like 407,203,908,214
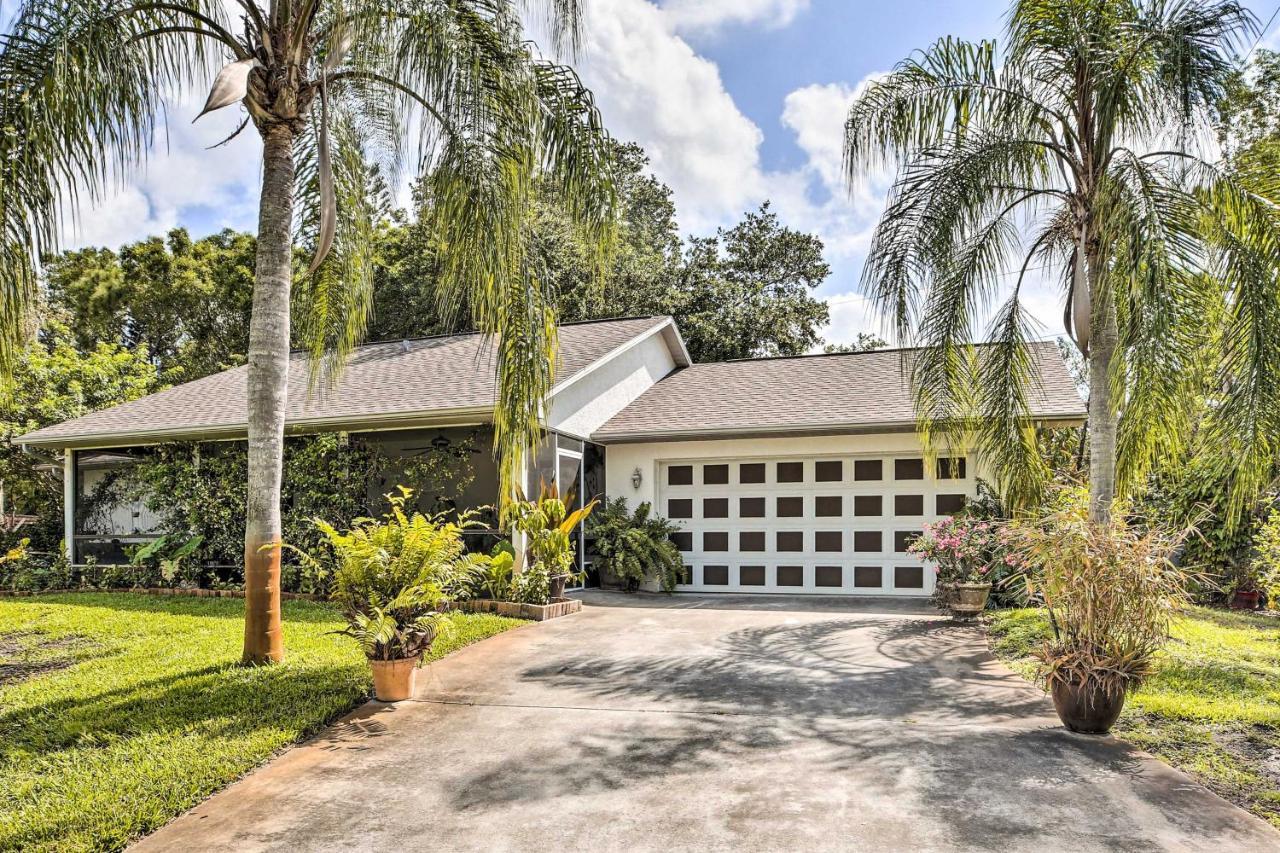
134,592,1279,852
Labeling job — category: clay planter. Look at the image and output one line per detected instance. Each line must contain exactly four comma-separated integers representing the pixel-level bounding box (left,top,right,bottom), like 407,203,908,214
1050,678,1126,734
1230,590,1262,611
548,574,568,600
369,655,422,702
949,582,992,618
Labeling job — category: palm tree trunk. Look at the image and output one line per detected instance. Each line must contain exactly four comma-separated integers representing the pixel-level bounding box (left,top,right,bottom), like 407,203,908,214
242,123,295,665
1086,264,1118,524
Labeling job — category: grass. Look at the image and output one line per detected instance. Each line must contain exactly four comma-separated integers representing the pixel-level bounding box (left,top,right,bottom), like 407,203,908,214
0,593,524,852
987,606,1280,828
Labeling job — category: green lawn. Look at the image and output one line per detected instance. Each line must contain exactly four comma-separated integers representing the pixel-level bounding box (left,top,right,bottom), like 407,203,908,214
0,593,524,852
987,606,1280,828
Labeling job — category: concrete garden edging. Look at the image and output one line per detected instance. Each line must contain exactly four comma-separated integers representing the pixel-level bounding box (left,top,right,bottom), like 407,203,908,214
454,597,582,621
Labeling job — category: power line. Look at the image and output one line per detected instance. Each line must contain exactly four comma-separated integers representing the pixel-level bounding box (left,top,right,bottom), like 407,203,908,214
1242,4,1280,66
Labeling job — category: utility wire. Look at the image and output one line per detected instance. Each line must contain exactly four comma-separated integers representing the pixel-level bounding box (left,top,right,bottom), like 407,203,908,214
1242,4,1280,66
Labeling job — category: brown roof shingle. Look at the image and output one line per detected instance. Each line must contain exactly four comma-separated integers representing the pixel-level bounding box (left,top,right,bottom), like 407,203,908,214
592,341,1086,442
21,317,670,448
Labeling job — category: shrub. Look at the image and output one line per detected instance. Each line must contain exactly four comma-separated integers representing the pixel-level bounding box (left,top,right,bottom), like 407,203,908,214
1008,495,1193,702
507,485,595,604
311,488,490,661
1249,504,1280,607
589,497,684,592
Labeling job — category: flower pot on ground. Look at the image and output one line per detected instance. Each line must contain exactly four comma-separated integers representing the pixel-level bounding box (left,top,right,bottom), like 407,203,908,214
1050,676,1127,734
298,487,492,703
370,655,423,702
950,582,992,618
1008,489,1192,734
1230,589,1261,610
908,515,1022,615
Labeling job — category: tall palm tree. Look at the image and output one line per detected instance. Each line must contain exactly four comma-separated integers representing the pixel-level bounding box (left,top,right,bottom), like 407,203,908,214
0,0,615,662
844,0,1280,522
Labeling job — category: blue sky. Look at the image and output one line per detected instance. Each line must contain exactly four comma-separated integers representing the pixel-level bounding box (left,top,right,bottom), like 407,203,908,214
11,0,1280,346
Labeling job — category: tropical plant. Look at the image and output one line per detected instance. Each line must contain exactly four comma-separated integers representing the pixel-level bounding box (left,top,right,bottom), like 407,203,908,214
475,545,516,601
310,488,487,660
844,0,1280,521
589,497,684,592
1008,492,1193,702
508,484,596,602
1248,501,1280,606
0,0,615,663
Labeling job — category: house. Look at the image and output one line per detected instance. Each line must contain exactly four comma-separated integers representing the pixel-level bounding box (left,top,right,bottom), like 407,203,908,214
20,316,1085,596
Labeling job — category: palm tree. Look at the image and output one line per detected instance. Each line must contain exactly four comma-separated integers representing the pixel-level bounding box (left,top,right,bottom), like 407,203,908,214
0,0,615,663
844,0,1280,522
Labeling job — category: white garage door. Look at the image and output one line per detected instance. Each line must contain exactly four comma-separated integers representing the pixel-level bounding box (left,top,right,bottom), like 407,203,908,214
661,454,973,596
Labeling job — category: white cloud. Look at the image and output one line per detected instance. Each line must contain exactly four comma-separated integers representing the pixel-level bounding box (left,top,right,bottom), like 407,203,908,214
577,0,768,232
64,87,262,250
660,0,811,35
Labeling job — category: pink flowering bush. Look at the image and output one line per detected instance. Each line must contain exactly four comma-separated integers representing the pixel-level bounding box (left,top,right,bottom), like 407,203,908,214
909,516,1029,589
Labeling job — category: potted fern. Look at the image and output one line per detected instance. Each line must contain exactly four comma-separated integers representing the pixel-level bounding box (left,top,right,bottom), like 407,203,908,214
311,488,489,702
590,498,685,592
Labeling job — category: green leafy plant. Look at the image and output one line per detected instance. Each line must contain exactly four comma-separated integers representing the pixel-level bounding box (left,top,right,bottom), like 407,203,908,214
1248,503,1280,607
589,497,684,593
1008,492,1194,702
476,543,516,600
309,488,489,661
508,484,596,604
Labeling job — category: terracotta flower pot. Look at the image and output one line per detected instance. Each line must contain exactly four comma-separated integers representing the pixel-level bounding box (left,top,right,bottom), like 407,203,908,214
949,582,992,618
1050,678,1126,734
1230,590,1261,611
369,655,422,702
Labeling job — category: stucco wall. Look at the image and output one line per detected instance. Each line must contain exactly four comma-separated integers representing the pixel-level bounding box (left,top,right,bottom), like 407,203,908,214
548,332,677,439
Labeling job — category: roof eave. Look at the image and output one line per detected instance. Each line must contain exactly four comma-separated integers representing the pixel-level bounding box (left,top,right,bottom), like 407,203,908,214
20,405,496,451
592,412,1087,444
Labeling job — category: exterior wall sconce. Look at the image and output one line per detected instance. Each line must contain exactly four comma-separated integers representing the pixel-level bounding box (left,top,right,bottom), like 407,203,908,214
631,467,643,489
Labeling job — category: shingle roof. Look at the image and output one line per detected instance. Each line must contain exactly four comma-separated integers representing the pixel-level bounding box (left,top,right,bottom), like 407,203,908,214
592,341,1086,442
21,316,671,448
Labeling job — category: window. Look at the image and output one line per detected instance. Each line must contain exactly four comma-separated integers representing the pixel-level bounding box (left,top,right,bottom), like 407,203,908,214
739,531,766,552
777,496,804,517
740,463,766,484
937,494,967,515
777,531,804,552
776,565,804,586
854,531,882,552
668,465,693,486
854,495,883,516
777,461,804,483
815,566,843,587
670,532,692,552
703,464,729,485
815,496,842,517
895,458,924,480
740,565,766,586
703,498,729,518
740,497,766,518
668,499,692,519
815,531,843,552
703,565,729,585
815,460,843,482
895,494,924,516
936,457,967,479
854,566,882,588
854,459,883,481
704,531,729,551
895,566,924,589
